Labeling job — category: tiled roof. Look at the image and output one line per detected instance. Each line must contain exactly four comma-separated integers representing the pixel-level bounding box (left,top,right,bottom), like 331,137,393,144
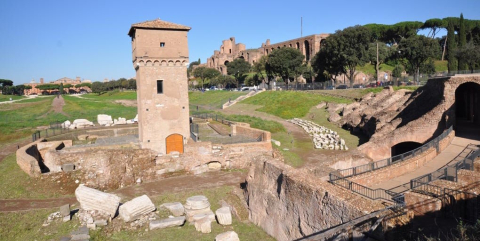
128,19,191,35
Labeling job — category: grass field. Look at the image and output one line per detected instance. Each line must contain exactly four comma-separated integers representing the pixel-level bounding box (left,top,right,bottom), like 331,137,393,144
0,94,24,102
189,91,247,109
241,91,352,119
0,186,274,241
63,95,137,121
81,91,137,100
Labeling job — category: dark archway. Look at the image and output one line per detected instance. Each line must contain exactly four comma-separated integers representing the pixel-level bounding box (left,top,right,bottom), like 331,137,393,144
391,141,423,157
304,40,310,61
455,82,480,138
238,56,244,59
224,60,229,66
296,42,300,49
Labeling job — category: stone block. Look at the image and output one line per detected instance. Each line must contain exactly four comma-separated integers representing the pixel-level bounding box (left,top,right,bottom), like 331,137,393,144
160,202,185,217
59,204,70,217
59,237,71,241
97,114,113,125
215,207,232,225
149,216,185,230
192,210,215,223
119,195,156,222
185,195,210,210
63,215,71,222
215,231,240,241
194,217,211,233
191,164,209,175
94,219,108,227
62,163,75,172
185,207,212,222
75,185,121,217
71,234,90,241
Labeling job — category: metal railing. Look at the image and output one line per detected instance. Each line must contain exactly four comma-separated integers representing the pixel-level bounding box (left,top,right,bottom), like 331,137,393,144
411,145,480,189
329,173,405,208
331,126,453,181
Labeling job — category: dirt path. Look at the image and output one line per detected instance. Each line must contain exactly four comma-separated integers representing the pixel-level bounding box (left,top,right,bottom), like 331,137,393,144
0,171,246,212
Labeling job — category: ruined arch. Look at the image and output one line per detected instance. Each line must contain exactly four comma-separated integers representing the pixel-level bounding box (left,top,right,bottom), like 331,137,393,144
455,82,480,134
304,40,310,61
391,141,423,157
266,49,269,55
224,60,229,66
296,42,300,49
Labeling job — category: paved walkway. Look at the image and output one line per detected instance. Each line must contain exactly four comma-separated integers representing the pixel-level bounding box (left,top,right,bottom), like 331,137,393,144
370,136,480,191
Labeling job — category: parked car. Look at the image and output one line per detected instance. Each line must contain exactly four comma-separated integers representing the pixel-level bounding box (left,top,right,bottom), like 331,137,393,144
336,85,348,89
325,86,335,90
352,84,364,89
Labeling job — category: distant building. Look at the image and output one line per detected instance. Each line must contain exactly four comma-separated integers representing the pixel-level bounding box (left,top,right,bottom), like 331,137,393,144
24,76,92,95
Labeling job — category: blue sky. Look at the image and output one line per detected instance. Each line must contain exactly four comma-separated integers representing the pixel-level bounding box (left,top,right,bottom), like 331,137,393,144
1,0,479,85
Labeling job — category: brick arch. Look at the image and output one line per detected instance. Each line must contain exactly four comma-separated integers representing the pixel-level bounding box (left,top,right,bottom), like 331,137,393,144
175,60,181,66
161,60,167,66
153,60,160,66
139,60,145,66
146,60,152,66
168,60,174,66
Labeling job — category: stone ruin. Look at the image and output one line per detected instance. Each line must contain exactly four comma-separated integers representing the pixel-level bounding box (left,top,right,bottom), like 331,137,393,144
50,185,239,240
287,118,348,150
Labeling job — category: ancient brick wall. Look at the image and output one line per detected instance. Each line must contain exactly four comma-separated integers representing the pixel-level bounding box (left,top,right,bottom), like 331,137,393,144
16,141,43,177
351,130,454,186
244,157,384,241
405,192,442,216
233,124,271,141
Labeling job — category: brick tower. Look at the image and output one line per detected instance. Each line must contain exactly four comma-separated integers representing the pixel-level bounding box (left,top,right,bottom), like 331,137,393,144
128,19,191,154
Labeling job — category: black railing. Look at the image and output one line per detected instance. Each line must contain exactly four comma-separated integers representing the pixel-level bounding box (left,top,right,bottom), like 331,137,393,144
331,126,453,181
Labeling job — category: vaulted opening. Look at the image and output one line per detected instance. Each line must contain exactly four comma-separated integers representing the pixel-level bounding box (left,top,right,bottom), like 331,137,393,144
391,141,422,157
455,82,480,138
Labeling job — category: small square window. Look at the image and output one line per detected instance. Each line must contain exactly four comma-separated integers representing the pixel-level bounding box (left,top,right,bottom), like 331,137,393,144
160,42,165,47
157,80,163,94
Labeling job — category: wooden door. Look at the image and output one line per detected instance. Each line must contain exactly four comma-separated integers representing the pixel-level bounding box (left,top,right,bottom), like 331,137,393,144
166,134,184,154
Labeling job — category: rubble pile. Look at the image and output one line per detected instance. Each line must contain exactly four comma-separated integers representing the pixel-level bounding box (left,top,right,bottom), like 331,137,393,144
288,118,348,150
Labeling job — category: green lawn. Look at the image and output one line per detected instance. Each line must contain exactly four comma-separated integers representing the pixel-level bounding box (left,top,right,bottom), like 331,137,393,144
189,91,247,109
0,94,24,102
434,60,448,72
241,91,352,119
356,63,395,76
63,95,137,121
225,115,285,133
81,91,137,100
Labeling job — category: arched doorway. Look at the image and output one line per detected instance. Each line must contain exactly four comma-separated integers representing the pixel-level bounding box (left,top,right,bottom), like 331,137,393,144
391,141,423,157
304,40,310,61
166,134,184,154
455,82,480,137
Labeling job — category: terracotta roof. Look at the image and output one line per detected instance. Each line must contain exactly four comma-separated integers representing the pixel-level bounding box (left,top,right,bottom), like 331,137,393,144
128,19,191,36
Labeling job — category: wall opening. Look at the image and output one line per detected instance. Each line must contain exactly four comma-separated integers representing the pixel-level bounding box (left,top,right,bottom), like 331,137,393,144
304,40,310,61
455,82,480,126
224,61,229,66
391,141,423,157
296,42,300,49
166,134,184,154
157,80,163,94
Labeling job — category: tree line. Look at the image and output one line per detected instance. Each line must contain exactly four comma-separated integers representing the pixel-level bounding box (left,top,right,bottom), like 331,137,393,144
91,78,136,94
189,14,480,90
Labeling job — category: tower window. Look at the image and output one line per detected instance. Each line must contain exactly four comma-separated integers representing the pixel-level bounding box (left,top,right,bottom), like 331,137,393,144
157,80,163,94
160,42,165,47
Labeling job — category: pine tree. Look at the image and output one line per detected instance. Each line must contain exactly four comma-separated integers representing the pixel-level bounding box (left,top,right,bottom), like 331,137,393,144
458,13,467,71
447,21,458,73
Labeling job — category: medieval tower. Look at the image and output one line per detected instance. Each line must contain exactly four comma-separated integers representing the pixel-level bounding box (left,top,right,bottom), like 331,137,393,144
128,19,191,154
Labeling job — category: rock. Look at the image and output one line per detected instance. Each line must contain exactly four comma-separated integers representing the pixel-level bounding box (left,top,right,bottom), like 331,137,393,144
194,217,211,233
63,215,71,222
75,185,121,217
126,120,134,124
94,219,108,227
97,114,113,125
72,119,94,128
316,102,326,109
61,120,71,129
208,162,222,170
59,204,70,217
62,163,75,172
216,231,240,241
185,195,210,210
71,234,90,241
191,164,209,175
185,207,212,222
70,226,89,241
77,134,89,141
272,140,281,146
87,223,96,229
114,117,127,125
59,237,71,241
192,210,215,222
160,202,185,217
119,195,156,222
215,207,232,225
149,216,185,230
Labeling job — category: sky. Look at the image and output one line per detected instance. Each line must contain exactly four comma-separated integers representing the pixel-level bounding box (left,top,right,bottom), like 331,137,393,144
1,0,479,85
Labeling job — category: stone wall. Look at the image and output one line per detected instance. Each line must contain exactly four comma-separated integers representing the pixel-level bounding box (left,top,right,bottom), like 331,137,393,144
351,130,455,186
16,140,44,177
404,191,442,216
244,157,384,241
233,124,271,141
